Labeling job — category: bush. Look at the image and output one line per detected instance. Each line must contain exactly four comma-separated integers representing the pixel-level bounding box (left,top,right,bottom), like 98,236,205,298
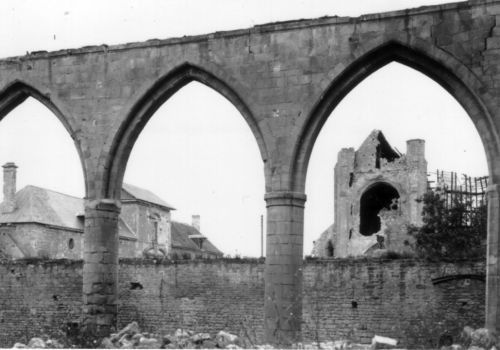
408,191,486,261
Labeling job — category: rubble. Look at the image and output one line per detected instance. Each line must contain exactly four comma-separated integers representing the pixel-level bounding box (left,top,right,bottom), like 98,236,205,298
372,335,398,349
10,322,499,349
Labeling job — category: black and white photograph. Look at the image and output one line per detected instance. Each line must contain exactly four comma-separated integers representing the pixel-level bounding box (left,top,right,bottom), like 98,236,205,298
0,0,495,348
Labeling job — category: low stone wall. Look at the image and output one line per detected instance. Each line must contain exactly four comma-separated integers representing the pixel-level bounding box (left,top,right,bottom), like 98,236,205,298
302,259,485,347
0,258,485,347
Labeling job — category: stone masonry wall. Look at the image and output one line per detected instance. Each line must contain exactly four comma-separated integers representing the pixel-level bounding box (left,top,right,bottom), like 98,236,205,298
0,258,485,348
0,224,82,260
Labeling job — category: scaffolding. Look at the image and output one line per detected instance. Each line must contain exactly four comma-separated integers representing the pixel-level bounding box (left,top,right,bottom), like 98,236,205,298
427,170,488,226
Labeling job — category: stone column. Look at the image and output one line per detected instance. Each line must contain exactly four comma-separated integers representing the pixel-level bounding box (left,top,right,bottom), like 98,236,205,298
82,198,121,337
264,191,306,345
486,184,500,332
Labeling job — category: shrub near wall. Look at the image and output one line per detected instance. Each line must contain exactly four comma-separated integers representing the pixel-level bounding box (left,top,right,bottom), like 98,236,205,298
0,258,485,348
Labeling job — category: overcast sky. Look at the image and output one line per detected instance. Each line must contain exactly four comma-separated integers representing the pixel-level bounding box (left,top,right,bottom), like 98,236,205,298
0,0,486,257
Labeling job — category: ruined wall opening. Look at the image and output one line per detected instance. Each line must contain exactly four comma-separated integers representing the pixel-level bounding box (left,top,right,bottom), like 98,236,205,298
359,183,399,236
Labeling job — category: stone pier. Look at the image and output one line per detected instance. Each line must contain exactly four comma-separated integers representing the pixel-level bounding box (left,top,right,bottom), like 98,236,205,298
487,184,500,333
82,199,121,336
264,191,306,344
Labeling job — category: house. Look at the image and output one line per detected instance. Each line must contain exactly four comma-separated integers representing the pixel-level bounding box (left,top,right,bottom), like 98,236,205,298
0,162,223,260
312,130,427,258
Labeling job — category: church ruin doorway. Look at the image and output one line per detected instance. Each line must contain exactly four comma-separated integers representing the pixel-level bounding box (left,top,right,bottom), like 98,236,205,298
359,182,399,236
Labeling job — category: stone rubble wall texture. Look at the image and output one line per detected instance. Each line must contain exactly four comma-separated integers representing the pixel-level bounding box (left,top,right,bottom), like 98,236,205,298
1,0,500,342
0,259,485,348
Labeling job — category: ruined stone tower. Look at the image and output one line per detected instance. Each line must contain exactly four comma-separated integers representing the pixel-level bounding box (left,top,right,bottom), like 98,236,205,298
314,130,427,258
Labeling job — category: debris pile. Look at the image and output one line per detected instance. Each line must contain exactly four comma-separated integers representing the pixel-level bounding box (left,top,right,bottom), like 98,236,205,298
99,324,246,349
9,323,499,349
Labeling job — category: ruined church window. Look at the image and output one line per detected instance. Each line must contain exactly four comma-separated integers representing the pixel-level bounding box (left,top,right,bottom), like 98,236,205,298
359,182,399,236
326,240,334,257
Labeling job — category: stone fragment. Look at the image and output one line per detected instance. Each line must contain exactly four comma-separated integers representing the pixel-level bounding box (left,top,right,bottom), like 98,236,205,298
174,328,191,339
225,345,241,349
111,321,140,342
118,334,131,345
100,337,114,349
216,330,239,348
12,343,27,349
191,332,211,343
131,333,143,345
463,327,475,343
137,337,161,348
371,335,397,349
442,346,463,350
162,334,173,346
202,340,217,349
119,339,134,349
471,328,496,349
45,339,63,349
27,338,46,349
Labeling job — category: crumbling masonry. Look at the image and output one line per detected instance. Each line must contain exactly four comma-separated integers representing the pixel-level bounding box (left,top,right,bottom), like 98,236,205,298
2,0,500,345
314,130,427,258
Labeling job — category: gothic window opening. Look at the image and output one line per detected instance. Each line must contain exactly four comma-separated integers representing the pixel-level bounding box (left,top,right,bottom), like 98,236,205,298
359,182,400,236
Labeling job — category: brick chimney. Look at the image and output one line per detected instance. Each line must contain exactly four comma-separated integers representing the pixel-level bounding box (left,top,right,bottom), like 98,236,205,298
2,162,17,213
192,215,200,232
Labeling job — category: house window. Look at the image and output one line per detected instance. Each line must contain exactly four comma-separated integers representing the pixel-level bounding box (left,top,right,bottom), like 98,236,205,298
149,213,161,249
326,240,334,257
68,238,74,250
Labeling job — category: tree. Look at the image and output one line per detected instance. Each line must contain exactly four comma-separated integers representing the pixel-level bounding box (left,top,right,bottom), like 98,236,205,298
408,191,486,261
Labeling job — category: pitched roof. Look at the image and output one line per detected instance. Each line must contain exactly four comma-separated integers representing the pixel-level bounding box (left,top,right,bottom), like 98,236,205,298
0,185,84,230
122,183,176,210
0,184,221,254
171,221,222,256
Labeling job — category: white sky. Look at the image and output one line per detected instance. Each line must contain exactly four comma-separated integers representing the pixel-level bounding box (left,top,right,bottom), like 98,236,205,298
0,0,487,257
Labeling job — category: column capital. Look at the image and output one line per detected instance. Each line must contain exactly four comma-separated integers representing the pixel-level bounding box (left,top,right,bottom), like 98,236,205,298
264,191,307,208
85,198,121,213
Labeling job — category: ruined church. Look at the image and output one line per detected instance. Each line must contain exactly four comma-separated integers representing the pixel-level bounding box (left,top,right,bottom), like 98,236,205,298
313,130,427,258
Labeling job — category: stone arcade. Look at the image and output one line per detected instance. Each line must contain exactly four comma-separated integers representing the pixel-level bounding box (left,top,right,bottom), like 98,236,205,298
1,0,500,344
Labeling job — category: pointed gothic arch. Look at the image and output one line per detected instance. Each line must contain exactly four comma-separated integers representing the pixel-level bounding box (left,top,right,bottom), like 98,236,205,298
291,40,499,193
0,80,87,194
105,63,268,200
